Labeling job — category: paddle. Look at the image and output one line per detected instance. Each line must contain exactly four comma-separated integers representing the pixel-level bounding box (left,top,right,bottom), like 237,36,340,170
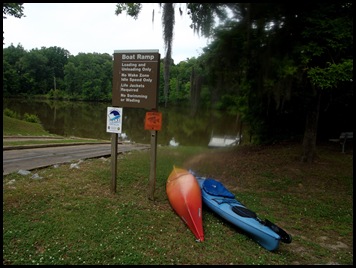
231,206,292,244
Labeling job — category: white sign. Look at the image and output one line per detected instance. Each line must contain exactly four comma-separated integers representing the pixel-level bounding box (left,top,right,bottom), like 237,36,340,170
106,107,123,133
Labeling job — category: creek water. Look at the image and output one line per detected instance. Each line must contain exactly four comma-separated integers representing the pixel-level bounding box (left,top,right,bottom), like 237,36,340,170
3,98,243,147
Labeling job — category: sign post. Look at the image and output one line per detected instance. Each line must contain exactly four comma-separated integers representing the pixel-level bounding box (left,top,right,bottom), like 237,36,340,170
112,50,160,198
111,133,118,193
106,107,123,193
145,110,162,200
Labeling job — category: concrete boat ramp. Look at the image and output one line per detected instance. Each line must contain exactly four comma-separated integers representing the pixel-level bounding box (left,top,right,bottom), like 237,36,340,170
3,140,150,175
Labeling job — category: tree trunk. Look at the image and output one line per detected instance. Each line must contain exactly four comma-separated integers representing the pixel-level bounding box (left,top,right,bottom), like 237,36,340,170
301,87,322,163
162,3,174,108
163,50,171,108
190,67,202,116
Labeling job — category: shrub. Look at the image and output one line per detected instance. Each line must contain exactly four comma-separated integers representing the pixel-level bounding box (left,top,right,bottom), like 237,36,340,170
23,113,41,123
3,108,20,119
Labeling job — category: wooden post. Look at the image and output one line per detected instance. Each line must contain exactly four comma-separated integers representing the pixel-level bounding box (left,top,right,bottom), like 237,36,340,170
148,130,157,200
111,133,118,193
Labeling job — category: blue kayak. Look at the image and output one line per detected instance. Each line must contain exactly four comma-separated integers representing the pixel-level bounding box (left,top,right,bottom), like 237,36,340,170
193,174,292,251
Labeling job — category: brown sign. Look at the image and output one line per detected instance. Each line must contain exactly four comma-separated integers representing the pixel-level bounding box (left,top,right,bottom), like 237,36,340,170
112,50,160,109
144,111,162,131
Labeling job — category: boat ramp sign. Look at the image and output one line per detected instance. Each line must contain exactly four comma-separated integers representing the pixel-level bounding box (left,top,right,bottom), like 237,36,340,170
110,49,160,199
106,107,123,133
112,49,160,110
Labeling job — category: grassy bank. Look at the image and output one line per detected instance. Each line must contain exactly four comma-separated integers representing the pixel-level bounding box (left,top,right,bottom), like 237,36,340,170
2,117,353,265
3,115,108,146
3,114,53,137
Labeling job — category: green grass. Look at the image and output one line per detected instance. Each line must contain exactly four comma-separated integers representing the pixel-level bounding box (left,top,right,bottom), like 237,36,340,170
2,116,353,265
3,114,53,136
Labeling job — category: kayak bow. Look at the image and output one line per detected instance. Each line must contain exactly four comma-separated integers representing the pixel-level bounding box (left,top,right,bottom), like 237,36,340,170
166,166,204,242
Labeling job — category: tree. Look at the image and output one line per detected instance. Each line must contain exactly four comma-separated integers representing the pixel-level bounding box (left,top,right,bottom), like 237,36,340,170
3,44,27,96
41,46,70,91
3,45,24,95
3,3,24,19
297,4,353,162
115,3,230,107
20,48,51,94
161,3,174,108
63,52,113,101
3,3,25,44
199,3,352,161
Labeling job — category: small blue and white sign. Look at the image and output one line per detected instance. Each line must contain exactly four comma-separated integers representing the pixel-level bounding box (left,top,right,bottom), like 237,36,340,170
106,107,123,133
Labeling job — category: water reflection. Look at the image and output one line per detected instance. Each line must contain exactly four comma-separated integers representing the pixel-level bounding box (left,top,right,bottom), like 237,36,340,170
3,98,242,147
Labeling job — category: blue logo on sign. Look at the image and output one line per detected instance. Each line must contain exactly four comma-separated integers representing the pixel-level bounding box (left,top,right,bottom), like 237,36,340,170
109,110,121,121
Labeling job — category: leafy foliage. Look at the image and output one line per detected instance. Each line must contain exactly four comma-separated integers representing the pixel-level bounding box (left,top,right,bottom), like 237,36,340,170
3,108,20,119
4,108,40,124
115,3,142,19
3,3,25,19
23,113,41,123
2,3,353,149
3,3,25,44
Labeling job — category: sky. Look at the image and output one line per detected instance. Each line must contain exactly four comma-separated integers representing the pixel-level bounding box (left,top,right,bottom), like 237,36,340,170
3,3,210,63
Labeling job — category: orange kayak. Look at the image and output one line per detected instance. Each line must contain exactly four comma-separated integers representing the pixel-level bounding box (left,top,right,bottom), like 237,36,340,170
166,166,204,242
